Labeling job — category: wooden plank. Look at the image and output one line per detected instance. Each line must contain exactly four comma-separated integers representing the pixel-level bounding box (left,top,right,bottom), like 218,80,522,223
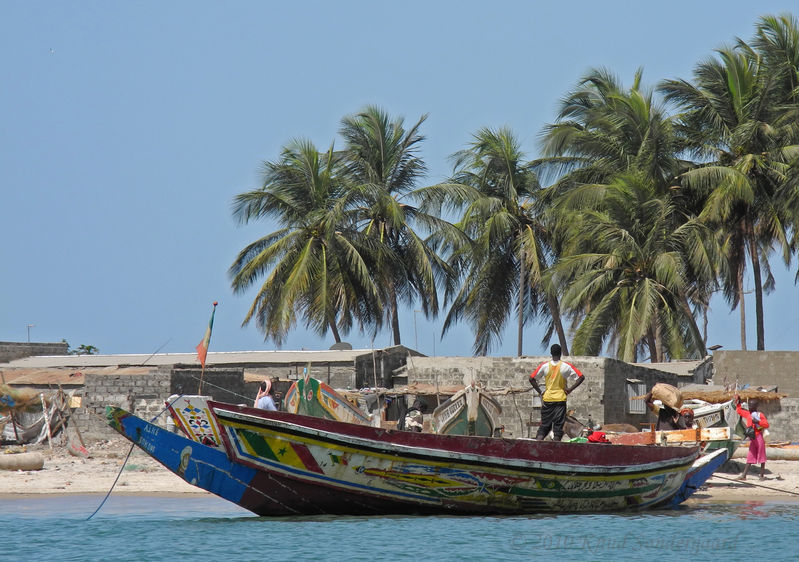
607,426,730,446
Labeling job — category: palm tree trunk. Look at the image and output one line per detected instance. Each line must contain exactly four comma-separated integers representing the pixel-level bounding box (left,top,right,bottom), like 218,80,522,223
546,293,569,356
747,230,765,350
653,313,663,362
678,293,707,357
737,253,747,351
517,254,525,357
390,291,401,345
328,315,342,343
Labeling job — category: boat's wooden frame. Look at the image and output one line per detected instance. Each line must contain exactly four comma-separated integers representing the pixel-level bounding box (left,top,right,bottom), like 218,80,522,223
108,402,705,516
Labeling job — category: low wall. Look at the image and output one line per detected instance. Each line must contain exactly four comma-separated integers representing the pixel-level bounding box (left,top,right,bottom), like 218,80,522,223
0,341,69,363
759,397,799,443
72,368,172,442
403,355,609,438
403,355,705,438
248,365,356,390
713,350,799,396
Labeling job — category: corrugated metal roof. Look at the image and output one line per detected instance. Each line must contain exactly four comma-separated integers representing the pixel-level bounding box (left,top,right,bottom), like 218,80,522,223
0,348,382,369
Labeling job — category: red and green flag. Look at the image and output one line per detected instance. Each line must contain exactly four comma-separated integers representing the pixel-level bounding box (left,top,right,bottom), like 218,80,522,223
196,301,218,369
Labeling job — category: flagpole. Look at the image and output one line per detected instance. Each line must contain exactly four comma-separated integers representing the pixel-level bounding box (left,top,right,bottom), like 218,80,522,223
197,301,218,395
198,360,206,395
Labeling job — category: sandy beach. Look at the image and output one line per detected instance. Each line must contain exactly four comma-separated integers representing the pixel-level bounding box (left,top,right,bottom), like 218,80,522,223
1,439,799,504
0,439,202,497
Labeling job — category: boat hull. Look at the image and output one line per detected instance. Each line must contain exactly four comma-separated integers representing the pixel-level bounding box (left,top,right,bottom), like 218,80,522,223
669,447,728,506
106,406,258,506
210,403,698,515
106,403,700,516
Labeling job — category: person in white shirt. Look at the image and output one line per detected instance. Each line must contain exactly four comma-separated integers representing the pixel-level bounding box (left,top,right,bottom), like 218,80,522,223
254,379,277,411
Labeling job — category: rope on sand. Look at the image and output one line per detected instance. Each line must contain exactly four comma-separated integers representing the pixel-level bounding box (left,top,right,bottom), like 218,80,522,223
710,473,799,497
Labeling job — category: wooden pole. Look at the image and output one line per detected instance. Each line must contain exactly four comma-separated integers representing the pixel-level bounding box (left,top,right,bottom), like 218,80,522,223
40,393,53,450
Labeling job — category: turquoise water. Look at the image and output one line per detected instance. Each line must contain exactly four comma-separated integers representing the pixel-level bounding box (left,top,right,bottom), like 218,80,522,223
2,495,798,561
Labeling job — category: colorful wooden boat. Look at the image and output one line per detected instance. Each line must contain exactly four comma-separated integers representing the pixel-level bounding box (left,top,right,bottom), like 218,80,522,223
682,398,739,460
107,402,702,516
431,381,502,437
284,376,372,425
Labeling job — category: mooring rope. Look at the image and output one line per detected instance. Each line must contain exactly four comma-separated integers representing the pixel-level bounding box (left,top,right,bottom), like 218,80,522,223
86,394,187,520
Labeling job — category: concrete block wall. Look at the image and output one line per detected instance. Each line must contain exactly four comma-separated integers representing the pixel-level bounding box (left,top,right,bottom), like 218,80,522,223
0,341,69,363
403,355,611,438
170,368,247,404
600,358,700,428
73,368,171,441
713,351,799,396
757,397,797,443
241,365,358,391
400,355,706,437
356,347,417,389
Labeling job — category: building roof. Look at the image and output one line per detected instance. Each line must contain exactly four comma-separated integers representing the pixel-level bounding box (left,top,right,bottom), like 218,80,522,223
0,365,159,386
632,359,706,377
0,348,382,369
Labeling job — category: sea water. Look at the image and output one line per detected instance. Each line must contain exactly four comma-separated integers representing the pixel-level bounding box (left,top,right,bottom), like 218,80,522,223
1,495,798,561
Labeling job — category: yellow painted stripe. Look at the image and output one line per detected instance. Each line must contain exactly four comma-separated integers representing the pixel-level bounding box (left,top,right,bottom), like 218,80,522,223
222,419,687,482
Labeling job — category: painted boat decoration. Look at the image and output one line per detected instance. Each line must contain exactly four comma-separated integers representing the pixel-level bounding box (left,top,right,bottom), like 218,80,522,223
683,398,740,435
431,382,502,437
165,394,225,448
284,376,371,426
107,402,702,516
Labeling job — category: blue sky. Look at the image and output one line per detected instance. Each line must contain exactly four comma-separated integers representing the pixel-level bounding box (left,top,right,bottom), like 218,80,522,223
2,1,798,358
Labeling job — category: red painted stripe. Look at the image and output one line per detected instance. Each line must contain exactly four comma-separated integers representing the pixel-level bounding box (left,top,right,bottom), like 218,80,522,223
291,442,324,474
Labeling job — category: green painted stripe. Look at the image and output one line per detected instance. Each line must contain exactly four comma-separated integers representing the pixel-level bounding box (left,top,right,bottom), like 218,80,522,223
241,429,279,461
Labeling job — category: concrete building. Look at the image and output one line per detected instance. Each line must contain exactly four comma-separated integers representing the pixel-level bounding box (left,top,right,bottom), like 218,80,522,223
1,343,796,442
0,346,418,440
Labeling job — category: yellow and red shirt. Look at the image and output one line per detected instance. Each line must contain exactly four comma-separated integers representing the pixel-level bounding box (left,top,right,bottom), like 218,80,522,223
530,360,583,402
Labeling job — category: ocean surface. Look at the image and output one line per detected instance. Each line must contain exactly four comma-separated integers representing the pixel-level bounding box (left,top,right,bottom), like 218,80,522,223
2,495,798,561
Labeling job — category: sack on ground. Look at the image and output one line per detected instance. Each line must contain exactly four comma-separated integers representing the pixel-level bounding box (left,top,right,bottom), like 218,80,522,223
651,383,682,410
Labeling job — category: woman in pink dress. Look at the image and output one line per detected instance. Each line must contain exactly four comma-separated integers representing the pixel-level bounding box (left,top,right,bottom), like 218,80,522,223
735,396,769,480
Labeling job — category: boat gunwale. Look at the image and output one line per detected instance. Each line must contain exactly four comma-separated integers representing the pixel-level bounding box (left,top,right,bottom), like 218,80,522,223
210,402,699,476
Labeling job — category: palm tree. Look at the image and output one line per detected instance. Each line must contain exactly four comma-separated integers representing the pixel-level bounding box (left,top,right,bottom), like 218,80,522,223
548,173,709,361
229,139,380,346
339,106,446,346
536,68,686,195
536,69,716,359
434,127,566,356
752,13,799,104
660,39,799,351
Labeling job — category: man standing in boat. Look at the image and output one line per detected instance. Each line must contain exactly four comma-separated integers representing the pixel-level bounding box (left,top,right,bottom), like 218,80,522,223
528,344,584,441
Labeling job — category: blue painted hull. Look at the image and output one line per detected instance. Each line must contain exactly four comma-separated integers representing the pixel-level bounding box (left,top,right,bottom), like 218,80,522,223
669,447,729,506
106,406,256,506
